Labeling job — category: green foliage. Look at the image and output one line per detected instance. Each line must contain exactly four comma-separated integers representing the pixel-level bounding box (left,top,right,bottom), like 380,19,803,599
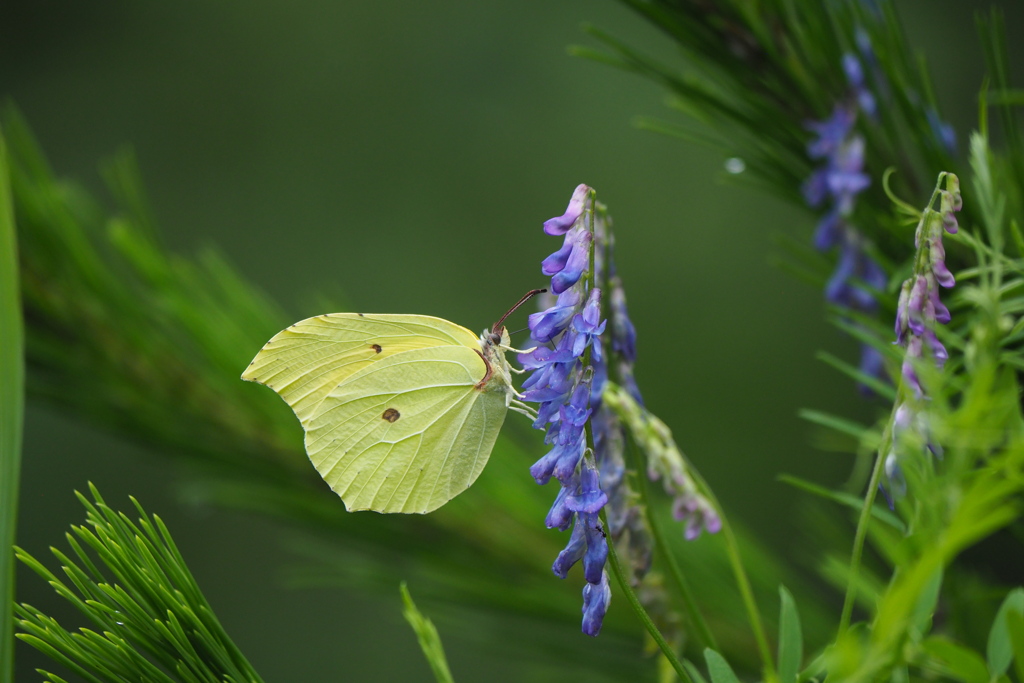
988,589,1024,677
703,648,741,683
776,586,802,683
400,583,455,683
15,484,264,683
0,124,24,683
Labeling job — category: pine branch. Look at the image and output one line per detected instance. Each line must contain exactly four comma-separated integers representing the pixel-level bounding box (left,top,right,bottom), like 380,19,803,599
15,485,264,683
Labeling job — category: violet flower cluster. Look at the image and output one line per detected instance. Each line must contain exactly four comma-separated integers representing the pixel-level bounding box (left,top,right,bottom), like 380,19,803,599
519,184,611,636
803,48,887,383
520,186,717,636
886,173,961,496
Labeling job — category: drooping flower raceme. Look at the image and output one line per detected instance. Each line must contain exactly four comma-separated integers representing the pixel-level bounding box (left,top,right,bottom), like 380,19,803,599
885,172,961,497
602,383,720,541
520,186,717,637
803,49,887,386
520,184,612,636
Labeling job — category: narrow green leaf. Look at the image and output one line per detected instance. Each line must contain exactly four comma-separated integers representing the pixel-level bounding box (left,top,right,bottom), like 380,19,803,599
1007,610,1024,683
797,409,871,440
816,351,898,401
986,587,1024,675
682,659,709,683
777,475,905,532
0,125,25,683
400,583,455,683
921,637,989,683
911,568,943,635
704,649,741,683
777,586,802,682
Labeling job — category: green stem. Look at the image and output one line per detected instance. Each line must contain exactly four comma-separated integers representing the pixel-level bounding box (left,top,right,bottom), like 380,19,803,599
689,470,777,682
629,444,718,651
0,130,24,683
837,434,890,637
602,509,692,683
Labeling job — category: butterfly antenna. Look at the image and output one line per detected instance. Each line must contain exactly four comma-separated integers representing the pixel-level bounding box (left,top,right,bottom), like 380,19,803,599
493,288,546,333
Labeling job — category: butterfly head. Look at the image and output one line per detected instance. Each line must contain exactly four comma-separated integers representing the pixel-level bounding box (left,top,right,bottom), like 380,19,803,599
483,326,510,350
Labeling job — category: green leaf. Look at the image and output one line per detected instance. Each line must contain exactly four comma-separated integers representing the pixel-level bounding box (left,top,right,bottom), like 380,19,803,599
777,475,905,532
911,568,943,636
987,588,1024,676
0,126,24,683
400,583,455,683
682,659,709,683
1008,610,1024,683
777,586,802,683
815,351,898,401
704,649,741,683
922,636,988,683
796,409,871,440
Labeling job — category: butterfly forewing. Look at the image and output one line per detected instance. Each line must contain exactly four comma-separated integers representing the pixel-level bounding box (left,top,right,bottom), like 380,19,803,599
304,345,508,513
241,313,480,421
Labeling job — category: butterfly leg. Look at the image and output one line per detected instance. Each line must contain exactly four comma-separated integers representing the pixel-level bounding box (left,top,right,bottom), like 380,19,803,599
509,399,537,420
501,344,537,355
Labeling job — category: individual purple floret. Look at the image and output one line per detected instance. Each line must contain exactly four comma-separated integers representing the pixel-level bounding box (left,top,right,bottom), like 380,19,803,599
581,571,611,637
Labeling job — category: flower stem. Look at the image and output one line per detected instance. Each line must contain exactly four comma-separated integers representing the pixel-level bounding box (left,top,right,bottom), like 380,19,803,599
689,469,777,683
628,443,718,651
601,508,693,683
838,424,892,637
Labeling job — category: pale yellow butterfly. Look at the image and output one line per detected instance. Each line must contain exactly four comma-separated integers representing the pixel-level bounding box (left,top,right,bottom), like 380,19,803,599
241,291,544,514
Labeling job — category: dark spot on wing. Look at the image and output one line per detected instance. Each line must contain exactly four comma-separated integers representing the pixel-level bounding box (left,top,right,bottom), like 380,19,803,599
371,344,382,353
357,313,365,317
382,408,401,423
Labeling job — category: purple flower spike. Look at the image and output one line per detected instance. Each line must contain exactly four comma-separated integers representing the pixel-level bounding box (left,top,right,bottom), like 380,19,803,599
543,184,590,235
523,184,624,637
804,53,884,388
888,174,960,501
581,572,611,637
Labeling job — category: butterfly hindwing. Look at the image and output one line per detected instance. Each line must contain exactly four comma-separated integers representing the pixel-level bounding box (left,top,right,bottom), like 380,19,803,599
241,313,480,422
304,345,508,513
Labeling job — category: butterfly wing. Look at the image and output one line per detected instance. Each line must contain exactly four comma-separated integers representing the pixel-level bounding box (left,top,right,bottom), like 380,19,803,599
241,313,480,422
305,345,509,513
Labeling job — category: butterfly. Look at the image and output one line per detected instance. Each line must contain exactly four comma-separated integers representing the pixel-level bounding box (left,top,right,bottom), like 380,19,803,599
242,290,544,514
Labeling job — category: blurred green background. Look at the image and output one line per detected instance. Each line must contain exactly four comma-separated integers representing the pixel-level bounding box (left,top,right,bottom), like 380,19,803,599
2,0,1011,680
